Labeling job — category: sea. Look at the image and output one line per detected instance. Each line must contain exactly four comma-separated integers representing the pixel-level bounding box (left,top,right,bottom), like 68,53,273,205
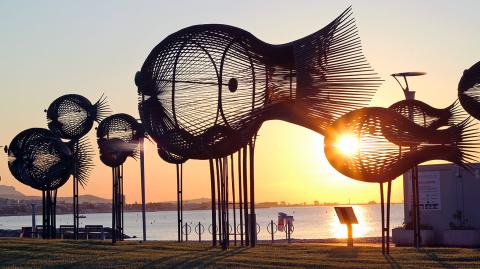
0,204,404,240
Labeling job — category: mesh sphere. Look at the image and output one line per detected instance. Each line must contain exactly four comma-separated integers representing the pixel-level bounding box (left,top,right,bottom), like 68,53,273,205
97,113,143,167
8,128,73,190
47,94,108,140
458,61,480,121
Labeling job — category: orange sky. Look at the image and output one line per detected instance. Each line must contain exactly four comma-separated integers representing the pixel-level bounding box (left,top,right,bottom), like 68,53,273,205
0,1,478,204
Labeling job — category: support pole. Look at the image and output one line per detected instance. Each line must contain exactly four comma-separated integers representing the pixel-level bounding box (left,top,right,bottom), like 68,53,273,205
215,159,222,244
380,182,385,255
386,180,392,254
73,141,79,240
112,166,117,244
249,140,256,247
176,164,183,242
209,159,217,247
140,136,147,242
242,146,249,246
347,223,353,247
231,154,237,246
237,150,244,246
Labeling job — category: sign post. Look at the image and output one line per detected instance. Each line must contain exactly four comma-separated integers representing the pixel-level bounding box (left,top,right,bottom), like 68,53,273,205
334,207,358,247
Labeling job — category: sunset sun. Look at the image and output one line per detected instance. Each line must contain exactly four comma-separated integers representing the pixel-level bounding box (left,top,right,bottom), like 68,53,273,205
335,134,359,156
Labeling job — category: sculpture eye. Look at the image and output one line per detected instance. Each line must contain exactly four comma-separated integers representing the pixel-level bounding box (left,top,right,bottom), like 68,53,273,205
228,78,238,92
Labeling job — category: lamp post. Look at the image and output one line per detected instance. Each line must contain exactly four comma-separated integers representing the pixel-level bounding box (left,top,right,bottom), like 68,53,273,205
392,71,426,249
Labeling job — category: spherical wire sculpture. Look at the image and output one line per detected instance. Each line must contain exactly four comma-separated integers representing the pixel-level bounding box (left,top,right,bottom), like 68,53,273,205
47,94,109,140
96,113,144,243
458,60,480,121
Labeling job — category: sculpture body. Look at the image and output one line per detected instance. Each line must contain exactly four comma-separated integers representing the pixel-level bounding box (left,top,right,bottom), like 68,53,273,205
136,8,381,161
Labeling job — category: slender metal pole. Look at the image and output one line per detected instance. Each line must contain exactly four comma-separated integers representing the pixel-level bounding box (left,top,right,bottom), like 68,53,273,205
139,137,147,242
176,164,182,242
249,141,256,247
209,159,217,247
242,146,249,246
230,154,237,246
386,180,392,254
112,167,116,244
237,150,244,246
380,182,385,255
215,159,222,244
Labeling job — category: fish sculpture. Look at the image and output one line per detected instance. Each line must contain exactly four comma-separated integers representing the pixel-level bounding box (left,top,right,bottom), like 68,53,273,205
97,113,144,167
388,99,463,130
47,94,109,140
135,7,382,161
458,60,480,120
7,128,78,190
324,107,478,183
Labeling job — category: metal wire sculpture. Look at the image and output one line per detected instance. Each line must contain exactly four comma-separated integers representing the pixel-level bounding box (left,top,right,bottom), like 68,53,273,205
135,7,382,161
135,7,381,248
324,107,478,253
96,113,143,243
458,61,480,121
46,93,106,239
389,100,463,130
324,107,477,182
7,128,80,239
387,98,464,252
8,128,73,190
47,94,109,140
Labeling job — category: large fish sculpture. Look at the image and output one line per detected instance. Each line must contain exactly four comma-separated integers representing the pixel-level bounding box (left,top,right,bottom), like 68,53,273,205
135,7,382,161
458,60,480,120
324,107,478,183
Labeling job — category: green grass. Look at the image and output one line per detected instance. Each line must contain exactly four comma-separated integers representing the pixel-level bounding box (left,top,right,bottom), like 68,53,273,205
0,238,479,268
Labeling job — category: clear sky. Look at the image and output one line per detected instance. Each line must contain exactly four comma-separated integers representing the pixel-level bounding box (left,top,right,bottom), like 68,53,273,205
0,0,479,204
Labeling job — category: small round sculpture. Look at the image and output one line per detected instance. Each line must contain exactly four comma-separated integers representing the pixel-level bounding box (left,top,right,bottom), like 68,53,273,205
97,113,144,167
8,128,73,190
47,94,109,140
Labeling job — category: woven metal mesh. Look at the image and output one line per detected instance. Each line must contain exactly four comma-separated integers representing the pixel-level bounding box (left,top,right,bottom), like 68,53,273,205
97,113,143,167
459,61,480,121
8,128,73,190
389,99,463,129
47,94,109,140
324,107,478,183
136,7,381,160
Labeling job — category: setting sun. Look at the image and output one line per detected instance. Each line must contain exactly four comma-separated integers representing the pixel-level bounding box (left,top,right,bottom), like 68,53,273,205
335,134,359,156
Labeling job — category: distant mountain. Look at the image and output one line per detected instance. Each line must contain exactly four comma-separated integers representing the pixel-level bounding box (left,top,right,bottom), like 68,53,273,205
0,185,26,199
0,185,109,204
163,198,211,204
57,195,110,204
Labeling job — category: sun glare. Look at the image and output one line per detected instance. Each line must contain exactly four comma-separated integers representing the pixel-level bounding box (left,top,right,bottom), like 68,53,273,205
335,134,359,156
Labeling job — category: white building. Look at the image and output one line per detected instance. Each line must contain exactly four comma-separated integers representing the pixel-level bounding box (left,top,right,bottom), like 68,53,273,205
393,163,480,247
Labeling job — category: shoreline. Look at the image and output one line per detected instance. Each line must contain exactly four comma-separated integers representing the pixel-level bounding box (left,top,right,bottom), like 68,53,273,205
0,203,404,218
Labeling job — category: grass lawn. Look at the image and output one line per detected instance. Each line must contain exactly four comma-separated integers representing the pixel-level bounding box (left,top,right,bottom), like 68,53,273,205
0,238,479,268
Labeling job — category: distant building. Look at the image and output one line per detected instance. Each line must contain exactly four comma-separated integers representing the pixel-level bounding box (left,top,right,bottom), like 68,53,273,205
394,163,480,247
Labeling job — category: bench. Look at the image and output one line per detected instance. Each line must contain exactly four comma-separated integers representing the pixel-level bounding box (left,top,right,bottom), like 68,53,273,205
85,225,105,240
59,225,75,239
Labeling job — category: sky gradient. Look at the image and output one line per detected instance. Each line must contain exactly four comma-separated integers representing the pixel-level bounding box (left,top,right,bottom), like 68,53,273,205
0,0,479,204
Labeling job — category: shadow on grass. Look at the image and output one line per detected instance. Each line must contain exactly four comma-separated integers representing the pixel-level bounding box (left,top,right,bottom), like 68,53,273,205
384,255,402,269
139,247,247,269
420,249,454,269
326,246,359,259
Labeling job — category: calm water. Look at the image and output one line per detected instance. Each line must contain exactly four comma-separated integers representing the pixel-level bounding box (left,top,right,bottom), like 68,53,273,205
0,204,404,240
